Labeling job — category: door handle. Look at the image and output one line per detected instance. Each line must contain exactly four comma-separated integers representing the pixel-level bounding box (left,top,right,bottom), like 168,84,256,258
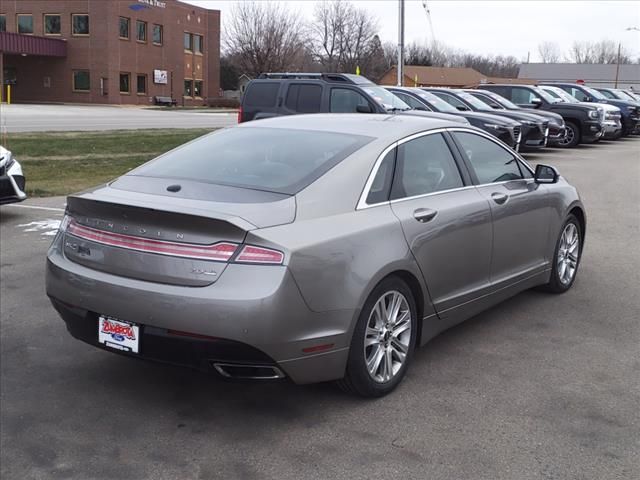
413,208,438,223
491,192,509,205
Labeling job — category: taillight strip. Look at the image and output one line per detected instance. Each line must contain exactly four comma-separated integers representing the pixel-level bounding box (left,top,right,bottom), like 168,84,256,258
66,220,237,261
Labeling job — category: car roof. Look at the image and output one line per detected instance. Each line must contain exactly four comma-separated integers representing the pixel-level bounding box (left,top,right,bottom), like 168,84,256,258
235,113,462,139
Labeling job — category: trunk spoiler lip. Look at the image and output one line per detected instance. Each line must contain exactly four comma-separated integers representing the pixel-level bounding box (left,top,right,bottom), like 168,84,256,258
67,189,259,232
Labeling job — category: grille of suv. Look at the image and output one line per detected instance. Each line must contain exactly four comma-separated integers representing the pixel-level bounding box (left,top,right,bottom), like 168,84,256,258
539,121,549,134
512,126,521,143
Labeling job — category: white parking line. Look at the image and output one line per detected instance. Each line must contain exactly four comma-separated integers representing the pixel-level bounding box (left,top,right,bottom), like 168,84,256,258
4,204,65,213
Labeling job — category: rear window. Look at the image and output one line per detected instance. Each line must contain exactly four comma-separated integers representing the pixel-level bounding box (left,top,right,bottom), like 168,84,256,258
131,127,373,195
243,82,280,107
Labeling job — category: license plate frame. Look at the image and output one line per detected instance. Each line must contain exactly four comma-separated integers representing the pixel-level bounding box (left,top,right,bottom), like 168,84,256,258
98,315,140,353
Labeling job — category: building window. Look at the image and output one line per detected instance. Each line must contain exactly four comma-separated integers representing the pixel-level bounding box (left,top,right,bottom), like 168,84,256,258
17,14,34,34
136,74,147,94
184,79,193,97
136,20,147,42
119,17,130,39
44,14,61,35
73,71,90,92
72,14,89,35
0,15,5,33
194,35,204,54
120,73,131,94
184,32,193,51
194,80,203,98
152,24,163,45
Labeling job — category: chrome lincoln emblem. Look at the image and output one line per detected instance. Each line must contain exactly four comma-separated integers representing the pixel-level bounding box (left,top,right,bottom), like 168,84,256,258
191,268,217,276
139,228,146,234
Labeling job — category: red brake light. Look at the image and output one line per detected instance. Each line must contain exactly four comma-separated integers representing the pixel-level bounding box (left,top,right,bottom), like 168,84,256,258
235,245,284,265
237,106,243,123
66,220,238,262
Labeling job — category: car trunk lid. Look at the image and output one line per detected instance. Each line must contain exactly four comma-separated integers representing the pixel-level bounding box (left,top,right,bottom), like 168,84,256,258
63,182,294,287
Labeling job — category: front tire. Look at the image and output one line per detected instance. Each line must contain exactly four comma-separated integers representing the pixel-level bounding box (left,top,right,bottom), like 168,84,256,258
558,121,581,148
542,215,582,293
337,277,418,397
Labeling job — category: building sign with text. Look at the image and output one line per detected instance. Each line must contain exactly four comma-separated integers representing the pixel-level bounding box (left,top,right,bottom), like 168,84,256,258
138,0,167,8
154,70,168,84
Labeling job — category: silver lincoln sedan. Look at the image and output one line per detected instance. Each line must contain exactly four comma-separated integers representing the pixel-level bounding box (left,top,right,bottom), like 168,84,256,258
46,114,585,397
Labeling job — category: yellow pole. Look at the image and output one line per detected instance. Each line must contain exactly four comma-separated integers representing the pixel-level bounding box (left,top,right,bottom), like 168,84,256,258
414,74,418,87
7,85,10,105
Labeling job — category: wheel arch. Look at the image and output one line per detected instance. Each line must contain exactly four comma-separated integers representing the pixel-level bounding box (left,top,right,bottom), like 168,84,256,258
568,204,587,247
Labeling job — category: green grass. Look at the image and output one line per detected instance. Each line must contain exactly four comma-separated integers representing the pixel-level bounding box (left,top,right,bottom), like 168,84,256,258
4,129,211,197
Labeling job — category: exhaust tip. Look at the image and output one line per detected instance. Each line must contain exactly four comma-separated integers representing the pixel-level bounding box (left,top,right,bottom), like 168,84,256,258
212,362,285,380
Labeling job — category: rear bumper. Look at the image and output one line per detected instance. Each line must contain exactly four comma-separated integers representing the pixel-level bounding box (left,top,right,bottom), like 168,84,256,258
46,239,354,385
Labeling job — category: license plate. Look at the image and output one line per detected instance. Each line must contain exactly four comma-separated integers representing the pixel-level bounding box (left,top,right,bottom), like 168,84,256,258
98,316,139,353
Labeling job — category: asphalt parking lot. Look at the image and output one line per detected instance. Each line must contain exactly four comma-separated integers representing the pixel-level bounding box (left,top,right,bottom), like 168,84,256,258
1,138,639,480
0,104,237,133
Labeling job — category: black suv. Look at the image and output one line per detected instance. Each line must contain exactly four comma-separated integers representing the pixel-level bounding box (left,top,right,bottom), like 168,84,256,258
482,84,605,147
541,83,640,136
239,73,469,127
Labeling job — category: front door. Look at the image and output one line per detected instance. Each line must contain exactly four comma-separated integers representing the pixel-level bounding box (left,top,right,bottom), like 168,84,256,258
451,130,551,288
388,131,493,317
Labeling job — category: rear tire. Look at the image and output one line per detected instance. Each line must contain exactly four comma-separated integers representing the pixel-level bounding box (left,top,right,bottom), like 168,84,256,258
541,214,582,294
337,277,418,397
558,121,581,148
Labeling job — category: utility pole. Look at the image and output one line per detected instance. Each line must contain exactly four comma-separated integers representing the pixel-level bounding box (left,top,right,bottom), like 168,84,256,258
397,0,404,86
614,42,621,88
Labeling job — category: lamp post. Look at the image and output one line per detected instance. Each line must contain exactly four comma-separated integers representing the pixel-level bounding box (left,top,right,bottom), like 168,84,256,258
397,0,405,86
615,27,640,88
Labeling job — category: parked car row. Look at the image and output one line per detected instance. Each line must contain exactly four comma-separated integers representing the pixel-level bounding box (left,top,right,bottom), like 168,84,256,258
238,73,640,152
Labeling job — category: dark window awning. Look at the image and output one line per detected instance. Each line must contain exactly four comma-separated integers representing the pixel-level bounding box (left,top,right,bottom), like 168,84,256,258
0,32,67,57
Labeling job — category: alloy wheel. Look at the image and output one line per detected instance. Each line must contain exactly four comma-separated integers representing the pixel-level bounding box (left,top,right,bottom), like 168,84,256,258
364,291,412,383
560,126,575,146
557,223,580,285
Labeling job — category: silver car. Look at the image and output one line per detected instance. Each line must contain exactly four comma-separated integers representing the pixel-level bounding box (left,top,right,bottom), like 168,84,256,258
46,114,585,397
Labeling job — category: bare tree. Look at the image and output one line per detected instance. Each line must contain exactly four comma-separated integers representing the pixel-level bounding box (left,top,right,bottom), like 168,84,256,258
566,40,632,64
537,41,561,63
224,1,308,77
312,1,379,74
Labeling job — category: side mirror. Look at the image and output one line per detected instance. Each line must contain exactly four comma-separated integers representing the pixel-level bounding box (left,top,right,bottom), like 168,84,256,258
530,97,542,108
534,164,559,184
356,104,373,113
414,106,428,111
456,105,470,111
585,96,593,102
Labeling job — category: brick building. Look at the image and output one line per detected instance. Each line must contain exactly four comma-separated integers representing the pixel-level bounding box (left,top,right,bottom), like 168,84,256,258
0,0,220,105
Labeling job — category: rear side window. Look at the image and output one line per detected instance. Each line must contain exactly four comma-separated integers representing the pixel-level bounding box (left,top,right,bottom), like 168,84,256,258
366,148,396,204
454,132,523,184
390,133,463,200
132,127,372,195
285,84,322,113
243,82,280,108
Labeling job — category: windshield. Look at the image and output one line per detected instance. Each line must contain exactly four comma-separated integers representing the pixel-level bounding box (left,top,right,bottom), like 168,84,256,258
412,89,459,113
614,90,637,101
532,86,561,103
542,86,578,103
361,86,411,111
132,127,372,195
481,91,519,109
456,91,493,111
583,86,607,101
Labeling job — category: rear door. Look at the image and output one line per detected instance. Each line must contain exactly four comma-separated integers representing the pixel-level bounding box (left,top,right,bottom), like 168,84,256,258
281,82,324,115
450,130,551,287
387,131,493,317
